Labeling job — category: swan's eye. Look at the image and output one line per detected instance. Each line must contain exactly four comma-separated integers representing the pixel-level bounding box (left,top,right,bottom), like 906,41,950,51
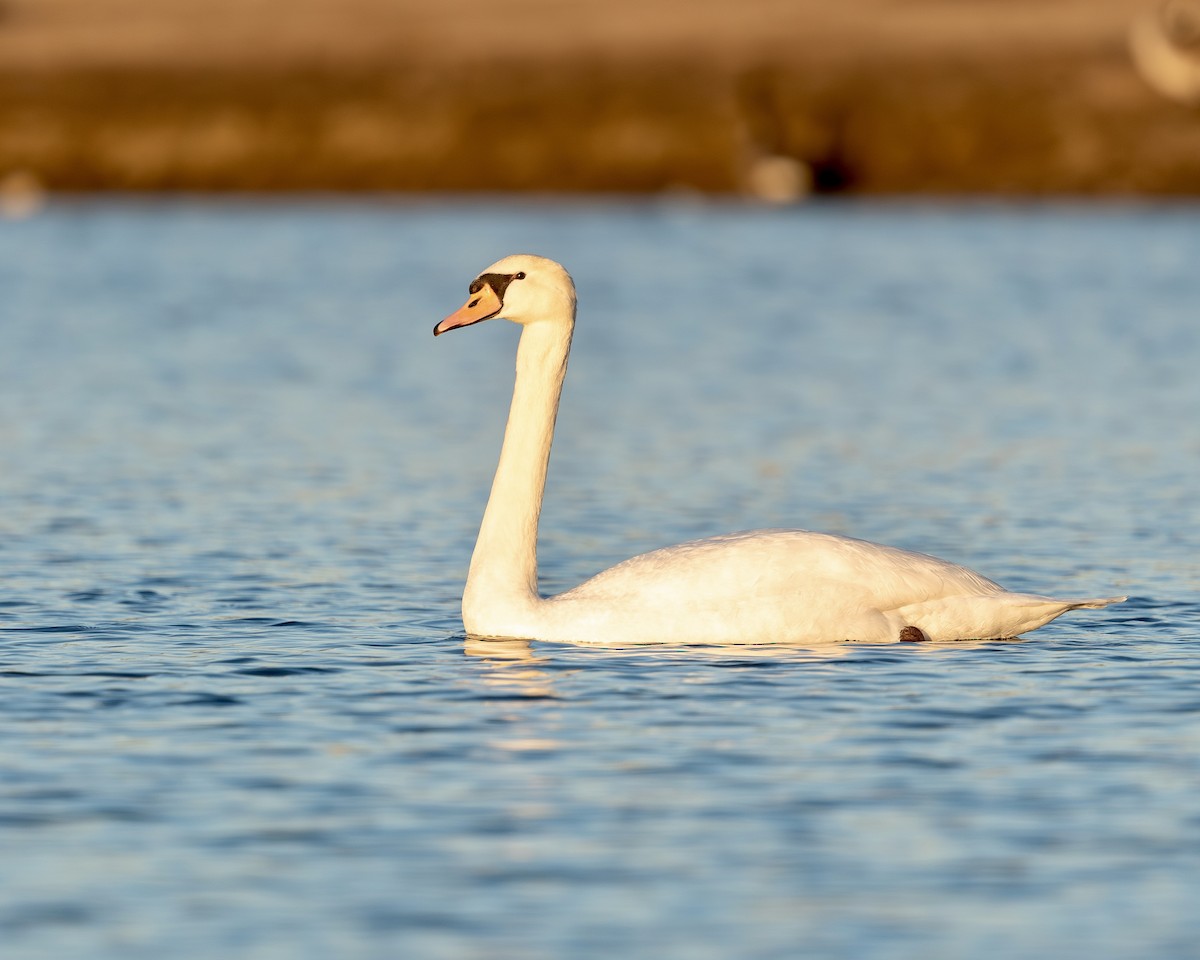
514,272,526,280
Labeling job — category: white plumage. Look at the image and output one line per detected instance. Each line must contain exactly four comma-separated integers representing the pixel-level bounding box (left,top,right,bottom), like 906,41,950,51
434,254,1124,645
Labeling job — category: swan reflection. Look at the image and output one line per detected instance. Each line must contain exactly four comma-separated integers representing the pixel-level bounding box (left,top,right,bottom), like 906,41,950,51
463,635,558,700
463,632,1025,671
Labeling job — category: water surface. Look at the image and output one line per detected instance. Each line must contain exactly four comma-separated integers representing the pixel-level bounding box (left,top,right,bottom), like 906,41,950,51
1,200,1197,959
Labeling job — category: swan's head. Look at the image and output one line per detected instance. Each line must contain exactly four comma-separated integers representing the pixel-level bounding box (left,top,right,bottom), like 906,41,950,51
434,255,576,336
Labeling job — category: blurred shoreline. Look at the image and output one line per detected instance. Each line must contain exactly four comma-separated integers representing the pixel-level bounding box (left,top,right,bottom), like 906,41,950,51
3,1,1200,196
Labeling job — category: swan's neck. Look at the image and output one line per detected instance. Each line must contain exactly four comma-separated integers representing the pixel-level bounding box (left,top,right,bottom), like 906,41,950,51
463,317,573,628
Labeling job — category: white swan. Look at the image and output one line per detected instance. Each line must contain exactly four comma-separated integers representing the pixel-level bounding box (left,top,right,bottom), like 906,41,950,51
435,254,1125,645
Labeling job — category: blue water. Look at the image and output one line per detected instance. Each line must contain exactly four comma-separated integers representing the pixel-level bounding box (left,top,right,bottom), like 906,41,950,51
1,199,1197,960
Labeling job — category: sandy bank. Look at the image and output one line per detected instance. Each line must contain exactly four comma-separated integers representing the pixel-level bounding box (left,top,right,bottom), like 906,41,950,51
1,0,1198,195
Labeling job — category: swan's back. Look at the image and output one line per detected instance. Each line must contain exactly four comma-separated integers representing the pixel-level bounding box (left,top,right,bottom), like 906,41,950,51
566,529,999,601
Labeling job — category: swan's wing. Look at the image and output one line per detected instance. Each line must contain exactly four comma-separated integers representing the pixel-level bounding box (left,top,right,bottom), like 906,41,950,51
561,528,1003,610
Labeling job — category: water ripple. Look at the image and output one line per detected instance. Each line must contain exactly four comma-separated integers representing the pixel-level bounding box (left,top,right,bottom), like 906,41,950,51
0,201,1197,960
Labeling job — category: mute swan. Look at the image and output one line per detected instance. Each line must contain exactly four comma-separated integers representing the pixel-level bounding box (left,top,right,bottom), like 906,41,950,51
435,254,1125,645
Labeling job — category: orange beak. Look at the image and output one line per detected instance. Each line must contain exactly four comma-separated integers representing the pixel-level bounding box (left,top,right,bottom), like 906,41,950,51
433,283,503,336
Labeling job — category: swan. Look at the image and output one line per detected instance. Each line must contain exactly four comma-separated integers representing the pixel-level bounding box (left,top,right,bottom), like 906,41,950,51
434,254,1125,644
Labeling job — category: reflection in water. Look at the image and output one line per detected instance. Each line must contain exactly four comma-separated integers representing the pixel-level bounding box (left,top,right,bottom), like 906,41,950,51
463,633,1018,669
463,635,558,700
463,635,543,663
461,638,566,757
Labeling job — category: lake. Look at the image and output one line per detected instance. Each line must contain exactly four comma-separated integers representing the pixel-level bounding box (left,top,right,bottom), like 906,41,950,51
1,199,1197,959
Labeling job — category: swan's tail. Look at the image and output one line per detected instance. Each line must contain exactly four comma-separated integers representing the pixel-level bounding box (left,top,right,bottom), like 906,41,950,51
899,592,1127,641
1057,596,1128,610
996,593,1128,637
